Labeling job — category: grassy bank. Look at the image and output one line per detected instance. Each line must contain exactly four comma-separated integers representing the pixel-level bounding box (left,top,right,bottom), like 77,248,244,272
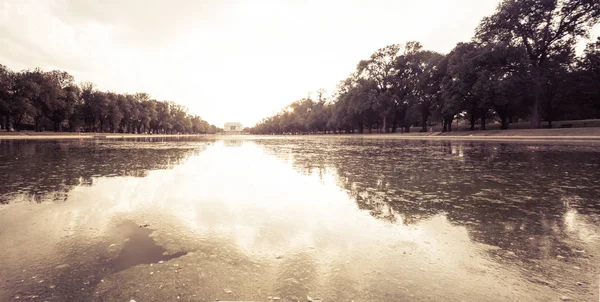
0,132,212,140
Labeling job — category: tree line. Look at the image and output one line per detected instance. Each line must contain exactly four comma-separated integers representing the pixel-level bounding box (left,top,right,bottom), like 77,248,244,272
251,0,600,134
0,66,219,134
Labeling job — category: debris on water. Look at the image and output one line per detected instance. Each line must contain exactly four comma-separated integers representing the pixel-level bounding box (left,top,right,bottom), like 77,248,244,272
505,251,517,257
130,300,136,302
223,289,232,294
175,264,181,272
307,295,323,301
158,260,164,264
150,272,154,275
556,255,565,259
139,223,150,228
531,277,555,287
575,282,583,286
275,255,283,259
560,296,573,301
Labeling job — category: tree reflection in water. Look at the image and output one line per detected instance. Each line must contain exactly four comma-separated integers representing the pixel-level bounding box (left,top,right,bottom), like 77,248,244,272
256,138,600,263
0,138,213,204
1,137,599,301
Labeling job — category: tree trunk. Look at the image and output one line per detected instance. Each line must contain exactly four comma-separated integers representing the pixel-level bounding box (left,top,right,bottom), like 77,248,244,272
443,116,454,132
469,115,476,131
34,116,43,132
420,105,430,132
382,116,387,133
531,68,543,128
531,95,542,128
500,116,508,130
15,114,24,131
547,106,554,129
480,116,486,130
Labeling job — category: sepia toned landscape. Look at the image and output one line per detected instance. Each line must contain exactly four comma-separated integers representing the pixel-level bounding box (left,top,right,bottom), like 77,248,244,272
1,0,600,301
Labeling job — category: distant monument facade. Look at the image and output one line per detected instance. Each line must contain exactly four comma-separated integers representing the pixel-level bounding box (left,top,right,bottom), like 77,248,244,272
223,122,243,134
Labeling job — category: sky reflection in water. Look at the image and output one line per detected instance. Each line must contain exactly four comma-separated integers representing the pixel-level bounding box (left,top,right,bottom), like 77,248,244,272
0,137,599,301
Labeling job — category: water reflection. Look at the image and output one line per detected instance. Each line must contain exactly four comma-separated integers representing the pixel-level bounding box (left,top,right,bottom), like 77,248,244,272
250,139,600,298
0,138,213,204
223,139,244,148
255,139,600,258
1,138,599,301
110,221,188,272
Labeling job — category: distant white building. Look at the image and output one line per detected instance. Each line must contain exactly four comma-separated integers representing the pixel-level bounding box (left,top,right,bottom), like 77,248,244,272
223,122,243,134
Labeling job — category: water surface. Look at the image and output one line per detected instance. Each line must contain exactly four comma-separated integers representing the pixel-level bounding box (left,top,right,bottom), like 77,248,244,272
0,137,599,301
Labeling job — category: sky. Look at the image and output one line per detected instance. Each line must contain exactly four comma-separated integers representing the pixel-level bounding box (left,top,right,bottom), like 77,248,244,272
0,0,598,127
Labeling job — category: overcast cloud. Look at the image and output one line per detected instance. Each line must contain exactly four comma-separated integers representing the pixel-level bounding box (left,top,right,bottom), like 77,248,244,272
0,0,598,126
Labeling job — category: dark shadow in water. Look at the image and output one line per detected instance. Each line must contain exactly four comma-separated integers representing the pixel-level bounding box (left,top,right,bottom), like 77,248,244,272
2,220,189,301
111,221,187,272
